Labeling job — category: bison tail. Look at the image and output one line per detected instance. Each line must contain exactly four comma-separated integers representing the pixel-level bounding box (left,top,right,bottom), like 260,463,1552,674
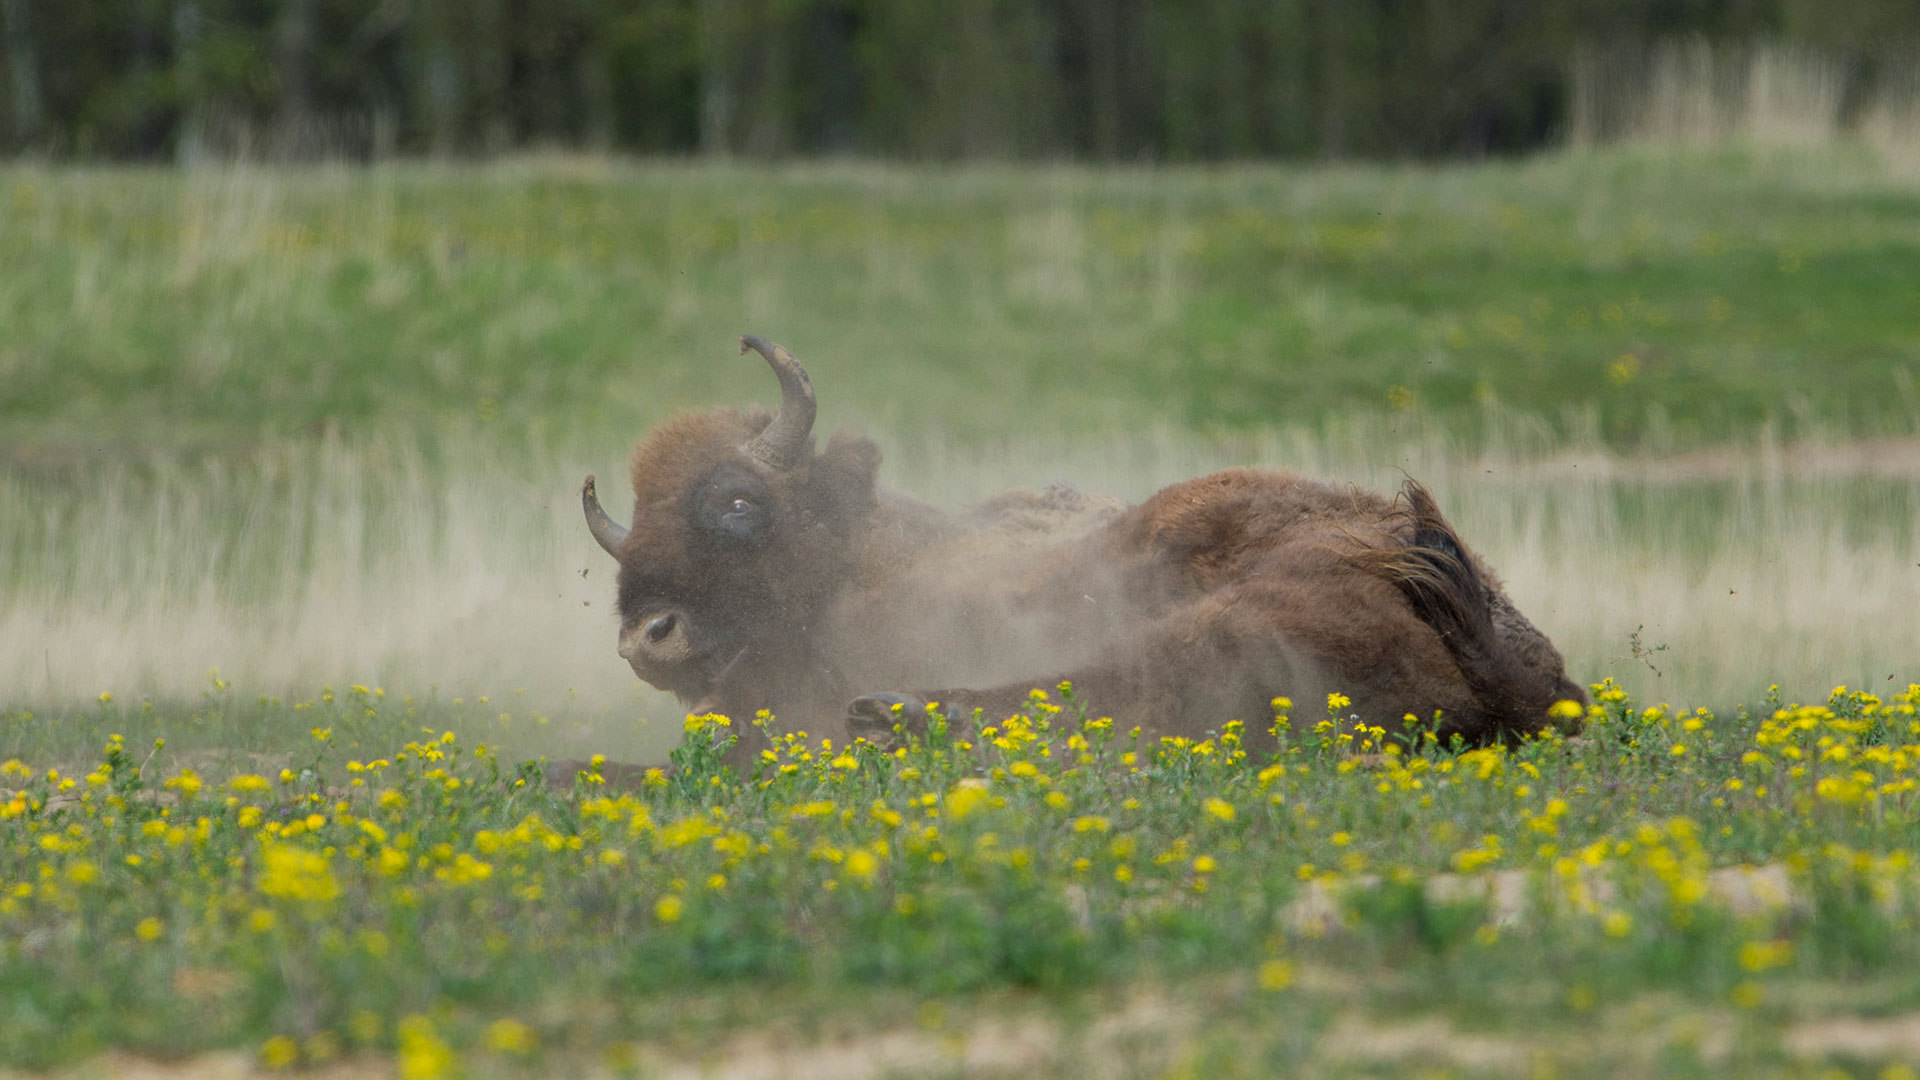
1366,480,1558,739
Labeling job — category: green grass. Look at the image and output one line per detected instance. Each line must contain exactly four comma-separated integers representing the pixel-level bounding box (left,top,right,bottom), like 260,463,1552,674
5,683,1920,1076
5,145,1920,1076
3,145,1920,455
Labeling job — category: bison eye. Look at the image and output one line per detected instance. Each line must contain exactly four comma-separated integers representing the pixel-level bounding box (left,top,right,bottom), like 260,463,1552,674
690,465,772,544
703,490,769,543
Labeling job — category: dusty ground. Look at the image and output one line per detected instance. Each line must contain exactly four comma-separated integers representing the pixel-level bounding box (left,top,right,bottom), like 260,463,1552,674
14,992,1918,1079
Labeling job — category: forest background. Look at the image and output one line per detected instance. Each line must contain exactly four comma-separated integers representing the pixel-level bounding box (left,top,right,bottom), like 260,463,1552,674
4,0,1920,163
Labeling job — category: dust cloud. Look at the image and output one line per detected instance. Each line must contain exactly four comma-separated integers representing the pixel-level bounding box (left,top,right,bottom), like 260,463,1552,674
4,422,1917,729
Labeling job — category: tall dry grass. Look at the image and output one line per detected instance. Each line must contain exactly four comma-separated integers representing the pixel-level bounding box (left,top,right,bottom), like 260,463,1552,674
5,425,1915,735
1569,38,1920,171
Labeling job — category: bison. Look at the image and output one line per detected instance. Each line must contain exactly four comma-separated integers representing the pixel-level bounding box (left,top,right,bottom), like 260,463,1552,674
577,335,1583,773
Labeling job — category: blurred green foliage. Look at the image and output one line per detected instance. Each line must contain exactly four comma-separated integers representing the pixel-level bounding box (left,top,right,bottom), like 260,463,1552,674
2,146,1918,453
3,0,1919,161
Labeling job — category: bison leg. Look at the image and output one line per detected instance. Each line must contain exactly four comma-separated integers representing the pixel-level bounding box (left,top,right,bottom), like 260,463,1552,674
850,572,1550,748
844,591,1317,747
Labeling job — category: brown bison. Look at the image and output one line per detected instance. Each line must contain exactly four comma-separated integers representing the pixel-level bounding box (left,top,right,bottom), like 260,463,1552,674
579,336,1583,771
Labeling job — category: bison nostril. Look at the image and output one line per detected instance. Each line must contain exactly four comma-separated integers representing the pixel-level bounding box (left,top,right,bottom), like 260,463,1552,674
644,613,678,644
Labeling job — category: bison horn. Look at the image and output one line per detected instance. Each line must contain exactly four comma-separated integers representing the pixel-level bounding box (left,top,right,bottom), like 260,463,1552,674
582,474,628,557
739,335,817,470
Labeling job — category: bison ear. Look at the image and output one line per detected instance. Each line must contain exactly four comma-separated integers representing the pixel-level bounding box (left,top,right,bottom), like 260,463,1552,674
812,432,882,518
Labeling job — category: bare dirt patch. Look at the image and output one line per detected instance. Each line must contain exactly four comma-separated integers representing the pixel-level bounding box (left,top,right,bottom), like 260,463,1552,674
1784,1013,1920,1060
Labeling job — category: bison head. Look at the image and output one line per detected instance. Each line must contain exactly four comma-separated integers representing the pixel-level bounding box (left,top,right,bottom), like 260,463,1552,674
582,337,882,711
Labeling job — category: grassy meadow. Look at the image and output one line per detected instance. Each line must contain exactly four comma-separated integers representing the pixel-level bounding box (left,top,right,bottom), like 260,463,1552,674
3,145,1920,1075
5,145,1920,448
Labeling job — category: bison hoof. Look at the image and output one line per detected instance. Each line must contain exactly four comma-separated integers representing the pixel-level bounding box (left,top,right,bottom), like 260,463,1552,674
846,692,931,744
541,757,656,790
542,758,595,788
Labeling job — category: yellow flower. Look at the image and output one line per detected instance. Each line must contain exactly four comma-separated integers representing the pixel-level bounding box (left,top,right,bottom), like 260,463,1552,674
134,916,163,941
1203,797,1235,823
655,894,684,923
1258,958,1294,991
484,1018,536,1055
397,1016,454,1080
844,849,879,882
1737,939,1792,973
261,1034,300,1070
945,779,991,821
349,1010,382,1045
257,842,339,904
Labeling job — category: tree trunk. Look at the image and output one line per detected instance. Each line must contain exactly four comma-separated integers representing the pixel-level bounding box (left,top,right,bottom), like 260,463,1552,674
414,0,461,157
278,0,317,155
0,0,43,145
474,0,509,153
581,38,614,151
697,0,734,156
173,1,205,164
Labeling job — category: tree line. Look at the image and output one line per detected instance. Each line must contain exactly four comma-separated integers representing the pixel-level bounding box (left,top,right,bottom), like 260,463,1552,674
2,0,1917,162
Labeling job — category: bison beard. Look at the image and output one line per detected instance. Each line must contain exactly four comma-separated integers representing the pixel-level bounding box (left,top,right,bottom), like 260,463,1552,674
567,336,1584,779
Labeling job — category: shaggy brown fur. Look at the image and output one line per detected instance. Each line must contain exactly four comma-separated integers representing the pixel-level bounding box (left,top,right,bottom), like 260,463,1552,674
579,338,1584,775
